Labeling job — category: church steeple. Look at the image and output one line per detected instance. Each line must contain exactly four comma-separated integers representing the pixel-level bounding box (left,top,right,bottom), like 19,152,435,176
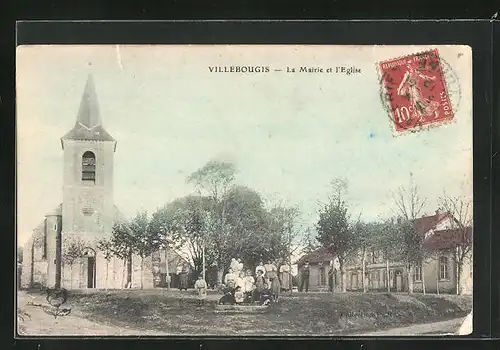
61,73,116,150
76,74,101,129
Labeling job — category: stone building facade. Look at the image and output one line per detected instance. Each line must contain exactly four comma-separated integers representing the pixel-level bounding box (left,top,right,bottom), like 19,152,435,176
21,74,154,290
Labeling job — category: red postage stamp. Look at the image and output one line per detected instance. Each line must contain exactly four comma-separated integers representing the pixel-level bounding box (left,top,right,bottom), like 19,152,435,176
378,49,454,133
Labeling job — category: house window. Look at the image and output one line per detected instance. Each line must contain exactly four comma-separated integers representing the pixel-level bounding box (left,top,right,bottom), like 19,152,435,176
319,267,326,286
413,265,422,281
439,256,449,280
82,151,96,183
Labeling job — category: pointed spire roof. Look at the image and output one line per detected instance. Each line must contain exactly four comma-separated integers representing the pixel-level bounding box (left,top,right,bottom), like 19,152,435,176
61,73,116,149
77,74,101,129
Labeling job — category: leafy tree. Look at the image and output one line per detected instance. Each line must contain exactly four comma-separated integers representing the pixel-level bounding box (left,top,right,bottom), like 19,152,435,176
61,236,85,289
110,222,135,288
151,195,215,274
128,211,158,290
391,217,427,294
351,221,379,292
300,227,319,256
316,178,356,292
374,219,401,293
266,204,302,267
391,174,428,293
438,193,473,295
217,185,271,270
187,160,237,284
96,238,114,290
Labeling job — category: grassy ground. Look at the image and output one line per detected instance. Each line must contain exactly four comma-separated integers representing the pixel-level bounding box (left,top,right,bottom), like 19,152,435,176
21,289,472,336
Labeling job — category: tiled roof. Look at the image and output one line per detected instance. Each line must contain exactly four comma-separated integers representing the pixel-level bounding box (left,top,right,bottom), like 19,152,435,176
62,124,116,143
423,227,472,250
296,246,336,266
412,212,450,236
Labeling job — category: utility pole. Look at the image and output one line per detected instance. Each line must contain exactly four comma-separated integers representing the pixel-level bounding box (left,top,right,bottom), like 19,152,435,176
202,241,206,281
165,247,170,290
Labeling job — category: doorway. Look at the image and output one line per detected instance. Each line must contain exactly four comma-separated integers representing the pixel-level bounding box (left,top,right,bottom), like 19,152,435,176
87,257,96,288
82,247,97,289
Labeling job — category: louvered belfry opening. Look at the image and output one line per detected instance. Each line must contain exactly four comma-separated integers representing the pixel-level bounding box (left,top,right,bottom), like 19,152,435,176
82,151,96,183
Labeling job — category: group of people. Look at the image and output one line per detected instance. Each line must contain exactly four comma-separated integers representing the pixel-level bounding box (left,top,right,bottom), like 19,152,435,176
191,258,294,306
218,259,293,306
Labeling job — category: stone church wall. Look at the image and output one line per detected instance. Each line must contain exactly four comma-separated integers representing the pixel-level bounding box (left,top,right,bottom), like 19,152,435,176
21,238,33,288
130,253,154,289
21,232,50,289
62,139,115,239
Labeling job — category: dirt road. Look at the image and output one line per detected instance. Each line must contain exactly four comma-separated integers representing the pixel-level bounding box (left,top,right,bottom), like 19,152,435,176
17,290,469,336
17,291,161,336
358,317,466,336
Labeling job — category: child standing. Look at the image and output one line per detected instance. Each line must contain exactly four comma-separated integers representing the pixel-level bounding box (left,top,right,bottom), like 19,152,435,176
253,270,265,302
270,277,281,302
243,270,255,303
194,275,207,305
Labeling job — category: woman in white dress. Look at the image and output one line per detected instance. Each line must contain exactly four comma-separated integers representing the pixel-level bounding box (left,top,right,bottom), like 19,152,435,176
265,260,278,286
279,263,292,292
235,271,245,291
230,258,240,273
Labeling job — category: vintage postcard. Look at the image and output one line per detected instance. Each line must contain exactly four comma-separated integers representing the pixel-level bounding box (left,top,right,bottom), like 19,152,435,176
16,45,473,336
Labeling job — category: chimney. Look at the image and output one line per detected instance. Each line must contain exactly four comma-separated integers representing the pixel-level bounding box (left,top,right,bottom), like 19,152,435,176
435,209,440,215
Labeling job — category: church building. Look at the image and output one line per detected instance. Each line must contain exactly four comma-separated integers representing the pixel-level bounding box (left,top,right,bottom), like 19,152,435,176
21,74,155,290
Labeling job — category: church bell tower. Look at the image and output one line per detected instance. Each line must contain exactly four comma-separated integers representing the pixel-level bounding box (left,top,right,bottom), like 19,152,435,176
60,74,117,240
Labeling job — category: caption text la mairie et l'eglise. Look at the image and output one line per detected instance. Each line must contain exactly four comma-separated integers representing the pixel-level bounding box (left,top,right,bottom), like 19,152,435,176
208,65,362,75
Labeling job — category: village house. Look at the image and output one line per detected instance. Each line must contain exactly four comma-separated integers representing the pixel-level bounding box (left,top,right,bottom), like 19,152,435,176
344,211,472,294
297,211,472,294
152,247,195,288
296,247,342,292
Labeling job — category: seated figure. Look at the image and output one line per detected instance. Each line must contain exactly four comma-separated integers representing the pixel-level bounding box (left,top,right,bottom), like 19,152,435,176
260,283,273,306
234,286,245,304
219,284,236,305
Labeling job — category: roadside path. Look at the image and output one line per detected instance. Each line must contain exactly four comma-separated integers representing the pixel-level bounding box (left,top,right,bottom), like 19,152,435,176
358,317,466,336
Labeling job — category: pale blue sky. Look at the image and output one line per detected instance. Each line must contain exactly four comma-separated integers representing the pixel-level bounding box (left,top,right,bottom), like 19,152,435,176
16,45,473,246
